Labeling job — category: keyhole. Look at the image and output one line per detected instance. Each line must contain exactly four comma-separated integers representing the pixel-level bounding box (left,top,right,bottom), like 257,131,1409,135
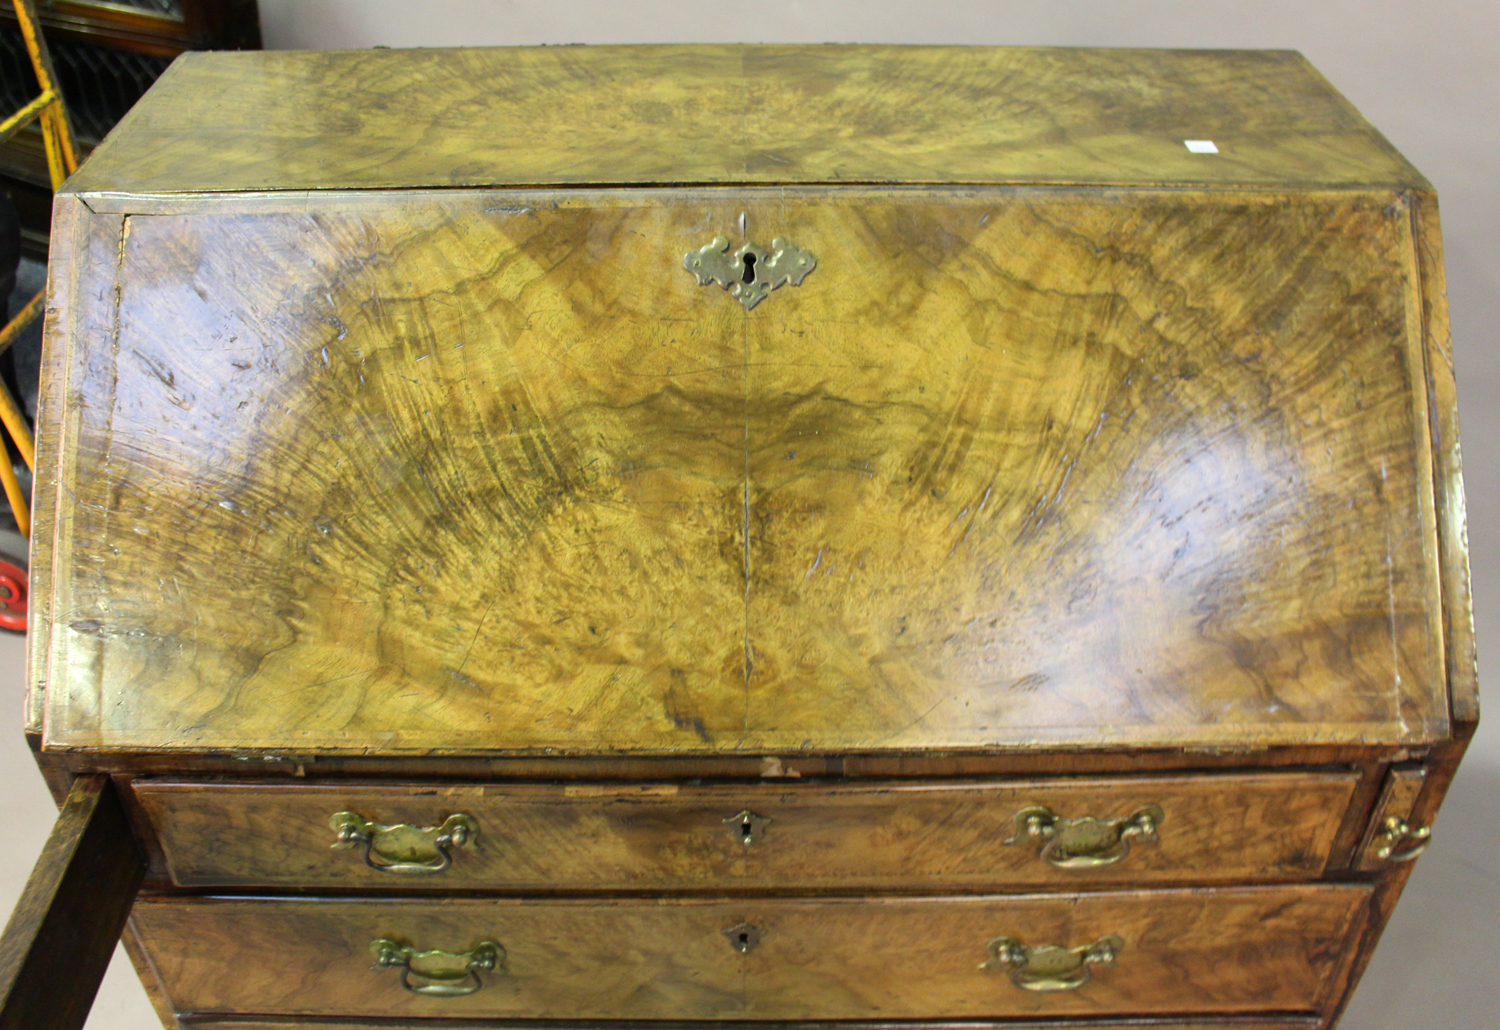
722,920,761,954
725,810,768,846
741,252,757,283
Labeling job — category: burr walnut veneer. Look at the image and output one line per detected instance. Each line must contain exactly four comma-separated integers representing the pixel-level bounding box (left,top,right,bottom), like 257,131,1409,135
1,43,1476,1030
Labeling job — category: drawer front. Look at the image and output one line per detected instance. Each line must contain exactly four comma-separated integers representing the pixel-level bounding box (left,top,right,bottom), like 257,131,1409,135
136,772,1357,889
134,885,1369,1020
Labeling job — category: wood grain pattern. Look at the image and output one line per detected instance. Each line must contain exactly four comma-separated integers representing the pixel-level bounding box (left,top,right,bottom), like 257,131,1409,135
32,741,1419,782
0,776,145,1030
64,46,1424,196
17,43,1475,1030
41,191,745,753
1410,192,1479,726
131,886,1369,1020
1354,765,1427,871
118,919,178,1030
1323,724,1474,1029
739,189,1444,750
24,194,99,737
35,186,1447,754
134,772,1358,890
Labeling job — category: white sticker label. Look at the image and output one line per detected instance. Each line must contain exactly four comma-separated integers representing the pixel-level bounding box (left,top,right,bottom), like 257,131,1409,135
1184,139,1219,153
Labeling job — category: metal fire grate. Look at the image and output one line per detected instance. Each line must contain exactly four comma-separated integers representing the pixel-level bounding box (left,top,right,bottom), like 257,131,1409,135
0,21,170,144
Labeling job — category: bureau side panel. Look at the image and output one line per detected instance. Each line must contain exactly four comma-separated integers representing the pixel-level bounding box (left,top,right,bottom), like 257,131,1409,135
1408,191,1477,725
28,197,123,737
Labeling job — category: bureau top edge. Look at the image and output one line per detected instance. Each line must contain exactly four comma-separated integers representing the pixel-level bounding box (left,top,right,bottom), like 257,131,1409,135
63,180,1436,212
60,43,1428,196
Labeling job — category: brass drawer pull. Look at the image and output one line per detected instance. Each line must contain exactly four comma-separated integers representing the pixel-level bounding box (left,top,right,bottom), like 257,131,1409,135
1004,803,1163,869
982,933,1124,992
1375,816,1432,862
371,939,503,997
330,811,478,875
684,234,816,310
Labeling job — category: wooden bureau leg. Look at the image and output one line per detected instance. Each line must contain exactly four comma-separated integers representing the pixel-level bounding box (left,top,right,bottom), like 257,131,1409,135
0,775,146,1030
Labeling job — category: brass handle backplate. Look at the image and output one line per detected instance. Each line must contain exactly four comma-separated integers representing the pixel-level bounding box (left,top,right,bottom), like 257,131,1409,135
684,235,816,310
1004,803,1163,869
371,938,503,996
1374,815,1432,862
982,934,1123,992
330,811,478,875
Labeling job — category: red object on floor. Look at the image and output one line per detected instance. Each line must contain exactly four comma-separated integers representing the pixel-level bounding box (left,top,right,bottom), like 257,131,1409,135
0,558,27,631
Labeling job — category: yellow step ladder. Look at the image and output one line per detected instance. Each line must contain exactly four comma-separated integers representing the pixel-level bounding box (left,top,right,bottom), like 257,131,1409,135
0,0,78,537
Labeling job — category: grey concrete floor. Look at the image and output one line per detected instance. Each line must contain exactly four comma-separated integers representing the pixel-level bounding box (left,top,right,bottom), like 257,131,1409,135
0,634,160,1029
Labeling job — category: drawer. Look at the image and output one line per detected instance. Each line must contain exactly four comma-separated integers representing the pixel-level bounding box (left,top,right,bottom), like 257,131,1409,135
133,885,1370,1020
135,772,1357,890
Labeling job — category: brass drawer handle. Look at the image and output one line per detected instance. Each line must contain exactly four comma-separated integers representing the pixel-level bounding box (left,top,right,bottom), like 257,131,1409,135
1004,803,1163,869
371,939,503,997
1375,815,1432,862
684,234,816,310
982,934,1124,992
330,811,478,875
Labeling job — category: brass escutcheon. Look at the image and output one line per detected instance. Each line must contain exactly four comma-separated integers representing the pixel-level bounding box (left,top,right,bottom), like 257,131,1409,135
981,933,1124,992
684,235,816,310
724,809,772,846
721,921,764,955
1004,803,1163,869
370,938,503,997
330,811,478,875
1374,815,1432,862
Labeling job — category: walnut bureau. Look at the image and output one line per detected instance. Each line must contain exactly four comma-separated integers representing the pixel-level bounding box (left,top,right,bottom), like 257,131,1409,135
1,43,1476,1030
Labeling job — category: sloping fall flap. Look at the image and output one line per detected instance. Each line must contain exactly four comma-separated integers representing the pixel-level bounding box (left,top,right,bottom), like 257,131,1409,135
35,186,1448,753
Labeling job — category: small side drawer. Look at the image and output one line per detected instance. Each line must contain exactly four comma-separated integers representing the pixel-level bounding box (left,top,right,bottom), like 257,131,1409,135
134,885,1370,1020
135,772,1358,890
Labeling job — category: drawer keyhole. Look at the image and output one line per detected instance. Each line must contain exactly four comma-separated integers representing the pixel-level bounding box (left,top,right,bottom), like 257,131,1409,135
721,921,764,955
724,809,771,846
741,252,757,283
